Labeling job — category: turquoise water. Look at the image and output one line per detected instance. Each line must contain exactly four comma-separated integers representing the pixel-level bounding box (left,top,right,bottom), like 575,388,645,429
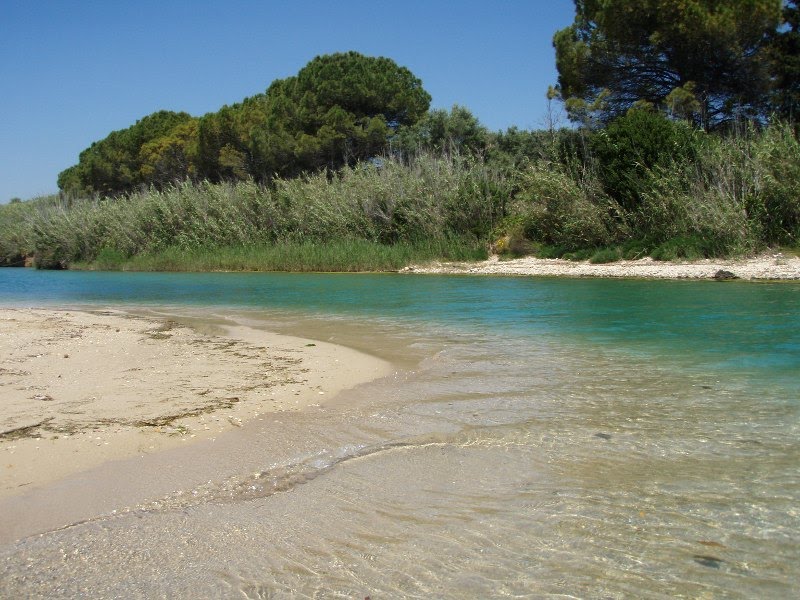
1,268,799,598
2,268,799,380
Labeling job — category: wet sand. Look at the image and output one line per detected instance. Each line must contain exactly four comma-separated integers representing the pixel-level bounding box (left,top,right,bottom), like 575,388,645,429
0,309,391,523
403,251,800,279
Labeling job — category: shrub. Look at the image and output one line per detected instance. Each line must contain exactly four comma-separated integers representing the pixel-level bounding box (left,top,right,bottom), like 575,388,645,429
93,247,127,270
510,163,622,251
590,108,701,211
749,123,800,245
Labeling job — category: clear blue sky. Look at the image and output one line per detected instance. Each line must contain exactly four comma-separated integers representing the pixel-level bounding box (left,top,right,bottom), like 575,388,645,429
0,0,575,202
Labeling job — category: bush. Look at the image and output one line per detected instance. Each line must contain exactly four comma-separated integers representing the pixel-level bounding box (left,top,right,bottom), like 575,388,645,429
509,163,622,251
636,161,755,256
632,122,799,256
749,123,800,245
590,108,701,211
5,153,508,270
93,247,128,270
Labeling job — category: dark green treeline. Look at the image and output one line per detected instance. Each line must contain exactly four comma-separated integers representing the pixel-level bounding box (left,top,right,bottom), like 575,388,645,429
57,52,431,198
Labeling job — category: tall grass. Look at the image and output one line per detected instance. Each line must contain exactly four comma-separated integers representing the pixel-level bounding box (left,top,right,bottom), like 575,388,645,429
1,153,505,270
493,121,799,260
635,122,800,257
0,194,61,266
508,161,624,251
75,238,486,272
2,123,797,270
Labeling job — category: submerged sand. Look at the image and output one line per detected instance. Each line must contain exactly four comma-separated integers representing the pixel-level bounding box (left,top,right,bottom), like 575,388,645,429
403,252,800,280
0,309,391,502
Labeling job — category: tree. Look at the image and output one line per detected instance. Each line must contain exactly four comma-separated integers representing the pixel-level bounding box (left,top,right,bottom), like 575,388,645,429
768,1,800,121
138,119,199,187
58,111,194,196
57,52,431,195
250,52,431,176
553,0,783,128
591,107,701,210
290,51,430,129
394,105,488,157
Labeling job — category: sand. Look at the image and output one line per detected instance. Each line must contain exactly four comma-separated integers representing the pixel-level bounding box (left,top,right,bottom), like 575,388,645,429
402,251,800,280
0,308,391,501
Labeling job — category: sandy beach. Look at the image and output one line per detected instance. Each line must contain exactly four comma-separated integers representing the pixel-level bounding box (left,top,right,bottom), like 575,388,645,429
0,308,391,504
402,251,800,280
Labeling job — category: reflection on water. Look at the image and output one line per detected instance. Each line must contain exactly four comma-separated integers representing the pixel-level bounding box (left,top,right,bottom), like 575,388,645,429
0,270,798,597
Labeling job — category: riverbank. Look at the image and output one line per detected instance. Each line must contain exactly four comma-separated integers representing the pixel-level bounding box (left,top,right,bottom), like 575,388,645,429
402,251,800,280
0,309,390,507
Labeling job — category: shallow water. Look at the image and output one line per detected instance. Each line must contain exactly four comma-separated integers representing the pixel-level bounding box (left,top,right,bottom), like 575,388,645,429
1,269,798,598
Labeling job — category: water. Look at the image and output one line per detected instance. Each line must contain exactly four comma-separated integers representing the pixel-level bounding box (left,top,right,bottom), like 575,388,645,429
1,268,798,598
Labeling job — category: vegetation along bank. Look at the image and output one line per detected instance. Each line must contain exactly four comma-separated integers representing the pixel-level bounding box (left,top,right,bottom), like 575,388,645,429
2,2,798,272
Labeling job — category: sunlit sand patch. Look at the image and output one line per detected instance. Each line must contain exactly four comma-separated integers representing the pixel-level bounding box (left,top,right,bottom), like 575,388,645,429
0,308,390,499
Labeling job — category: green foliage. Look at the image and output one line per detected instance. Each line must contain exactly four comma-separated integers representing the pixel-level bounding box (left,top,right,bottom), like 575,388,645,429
509,162,622,251
767,1,800,122
93,247,128,270
650,236,719,261
486,121,798,259
589,247,622,264
632,122,799,253
11,153,506,270
59,52,431,195
257,52,430,176
289,51,429,128
195,102,255,182
198,51,431,182
741,122,800,244
58,111,196,197
394,105,488,156
12,119,798,271
0,194,60,266
73,239,486,273
554,0,783,127
138,120,199,187
620,239,652,260
590,108,702,210
561,247,596,261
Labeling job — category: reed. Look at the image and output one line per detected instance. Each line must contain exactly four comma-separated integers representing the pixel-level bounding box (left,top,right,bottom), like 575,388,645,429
2,124,797,270
1,153,506,269
72,238,487,272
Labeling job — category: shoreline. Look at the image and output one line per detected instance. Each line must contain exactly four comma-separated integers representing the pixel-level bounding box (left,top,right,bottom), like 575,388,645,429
0,308,391,540
402,252,800,280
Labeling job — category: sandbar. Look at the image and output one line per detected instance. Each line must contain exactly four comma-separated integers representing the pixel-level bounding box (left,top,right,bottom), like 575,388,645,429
0,308,391,504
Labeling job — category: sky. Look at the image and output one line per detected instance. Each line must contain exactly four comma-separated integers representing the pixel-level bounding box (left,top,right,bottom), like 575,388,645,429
0,0,576,202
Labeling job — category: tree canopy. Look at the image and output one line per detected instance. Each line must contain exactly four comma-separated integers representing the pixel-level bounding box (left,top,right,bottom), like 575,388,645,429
553,0,784,128
60,52,431,196
57,111,195,197
393,105,488,157
768,0,800,121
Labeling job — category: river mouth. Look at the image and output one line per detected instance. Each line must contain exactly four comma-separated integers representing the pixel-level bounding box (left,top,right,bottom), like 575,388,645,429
1,271,798,597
